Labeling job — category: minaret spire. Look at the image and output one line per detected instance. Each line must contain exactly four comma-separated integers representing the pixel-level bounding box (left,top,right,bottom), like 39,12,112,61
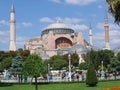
9,1,16,51
89,23,93,47
104,12,110,50
11,2,15,12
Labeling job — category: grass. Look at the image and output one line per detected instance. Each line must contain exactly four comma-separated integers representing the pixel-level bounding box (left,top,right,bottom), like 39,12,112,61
0,80,120,90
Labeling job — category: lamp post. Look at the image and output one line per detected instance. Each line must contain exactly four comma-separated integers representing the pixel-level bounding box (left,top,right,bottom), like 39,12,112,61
68,54,71,81
101,61,103,71
48,63,50,74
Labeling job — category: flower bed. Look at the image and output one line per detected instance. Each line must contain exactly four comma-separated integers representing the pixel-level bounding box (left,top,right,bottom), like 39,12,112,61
104,86,120,90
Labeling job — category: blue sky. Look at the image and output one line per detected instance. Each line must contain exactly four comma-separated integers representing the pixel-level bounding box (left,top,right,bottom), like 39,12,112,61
0,0,120,51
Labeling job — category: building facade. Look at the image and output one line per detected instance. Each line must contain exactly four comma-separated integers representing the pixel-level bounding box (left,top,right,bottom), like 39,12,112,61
24,20,90,60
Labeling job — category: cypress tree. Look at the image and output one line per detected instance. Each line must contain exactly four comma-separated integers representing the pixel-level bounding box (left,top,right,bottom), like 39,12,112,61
86,63,98,87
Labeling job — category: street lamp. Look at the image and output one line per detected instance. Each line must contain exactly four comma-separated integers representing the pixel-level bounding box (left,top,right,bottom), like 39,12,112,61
68,54,71,81
48,63,50,74
101,61,103,71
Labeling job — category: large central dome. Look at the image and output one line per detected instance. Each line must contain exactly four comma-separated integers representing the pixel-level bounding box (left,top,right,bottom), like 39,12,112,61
41,20,74,35
46,20,71,29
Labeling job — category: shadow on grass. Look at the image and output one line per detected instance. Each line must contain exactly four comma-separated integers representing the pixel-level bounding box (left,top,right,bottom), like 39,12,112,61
0,83,13,87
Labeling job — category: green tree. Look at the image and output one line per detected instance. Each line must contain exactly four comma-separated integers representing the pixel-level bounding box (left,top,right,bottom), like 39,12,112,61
106,0,120,24
83,50,98,69
22,54,46,90
1,57,12,70
17,48,30,60
71,53,79,67
108,56,120,74
48,55,67,70
117,52,120,61
97,50,114,69
63,53,79,67
79,62,88,70
86,63,98,87
0,51,5,62
10,54,23,82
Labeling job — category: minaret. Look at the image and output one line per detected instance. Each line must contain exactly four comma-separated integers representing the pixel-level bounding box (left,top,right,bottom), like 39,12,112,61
89,24,93,47
104,12,110,50
9,3,16,51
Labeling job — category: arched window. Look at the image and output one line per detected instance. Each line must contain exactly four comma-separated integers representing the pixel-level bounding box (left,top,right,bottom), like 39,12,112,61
55,37,72,48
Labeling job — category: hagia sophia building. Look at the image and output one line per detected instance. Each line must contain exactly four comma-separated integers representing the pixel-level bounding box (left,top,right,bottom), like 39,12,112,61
9,3,112,63
24,20,92,61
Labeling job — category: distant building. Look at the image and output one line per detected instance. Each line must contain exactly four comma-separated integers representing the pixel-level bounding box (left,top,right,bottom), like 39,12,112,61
24,20,91,61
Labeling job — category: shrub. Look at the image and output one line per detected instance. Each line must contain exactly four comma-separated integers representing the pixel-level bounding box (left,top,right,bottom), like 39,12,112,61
86,63,98,87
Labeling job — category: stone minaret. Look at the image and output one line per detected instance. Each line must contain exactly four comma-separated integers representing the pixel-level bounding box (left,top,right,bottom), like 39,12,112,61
9,3,16,51
89,24,93,47
104,12,110,50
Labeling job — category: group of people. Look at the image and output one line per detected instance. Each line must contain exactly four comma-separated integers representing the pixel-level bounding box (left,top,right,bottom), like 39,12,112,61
47,70,87,81
96,70,119,80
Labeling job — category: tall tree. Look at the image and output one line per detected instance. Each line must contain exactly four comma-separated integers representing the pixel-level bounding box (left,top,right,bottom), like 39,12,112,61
86,63,98,87
83,50,98,69
97,50,114,68
106,0,120,24
22,54,46,90
10,54,23,82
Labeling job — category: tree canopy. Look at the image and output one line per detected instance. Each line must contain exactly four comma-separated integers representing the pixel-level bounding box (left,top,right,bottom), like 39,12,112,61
106,0,120,24
22,54,46,77
10,54,23,75
22,54,46,90
48,55,67,70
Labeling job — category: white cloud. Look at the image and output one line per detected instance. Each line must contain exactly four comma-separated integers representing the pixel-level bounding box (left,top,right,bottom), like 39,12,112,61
93,29,120,49
0,38,9,44
51,0,97,5
40,17,54,23
16,22,33,29
40,17,86,31
40,17,83,24
0,20,9,26
64,18,83,24
65,0,96,5
22,22,32,27
98,5,103,9
51,0,61,3
0,30,9,36
96,22,104,30
109,23,120,30
109,30,120,47
0,30,9,44
0,31,6,35
71,24,88,31
96,22,120,30
16,36,29,48
110,30,120,37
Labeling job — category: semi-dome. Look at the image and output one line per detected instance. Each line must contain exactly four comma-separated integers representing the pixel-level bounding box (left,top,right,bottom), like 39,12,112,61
69,44,89,54
41,20,74,35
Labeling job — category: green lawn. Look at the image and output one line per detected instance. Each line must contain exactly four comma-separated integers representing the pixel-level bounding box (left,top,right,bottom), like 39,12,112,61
0,80,120,90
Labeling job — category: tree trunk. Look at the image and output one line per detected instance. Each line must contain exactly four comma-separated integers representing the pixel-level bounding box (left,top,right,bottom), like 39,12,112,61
30,77,33,84
35,76,38,90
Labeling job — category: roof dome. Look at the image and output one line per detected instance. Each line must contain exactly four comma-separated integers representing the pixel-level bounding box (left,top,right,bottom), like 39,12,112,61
69,44,89,54
45,20,71,29
41,20,74,35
